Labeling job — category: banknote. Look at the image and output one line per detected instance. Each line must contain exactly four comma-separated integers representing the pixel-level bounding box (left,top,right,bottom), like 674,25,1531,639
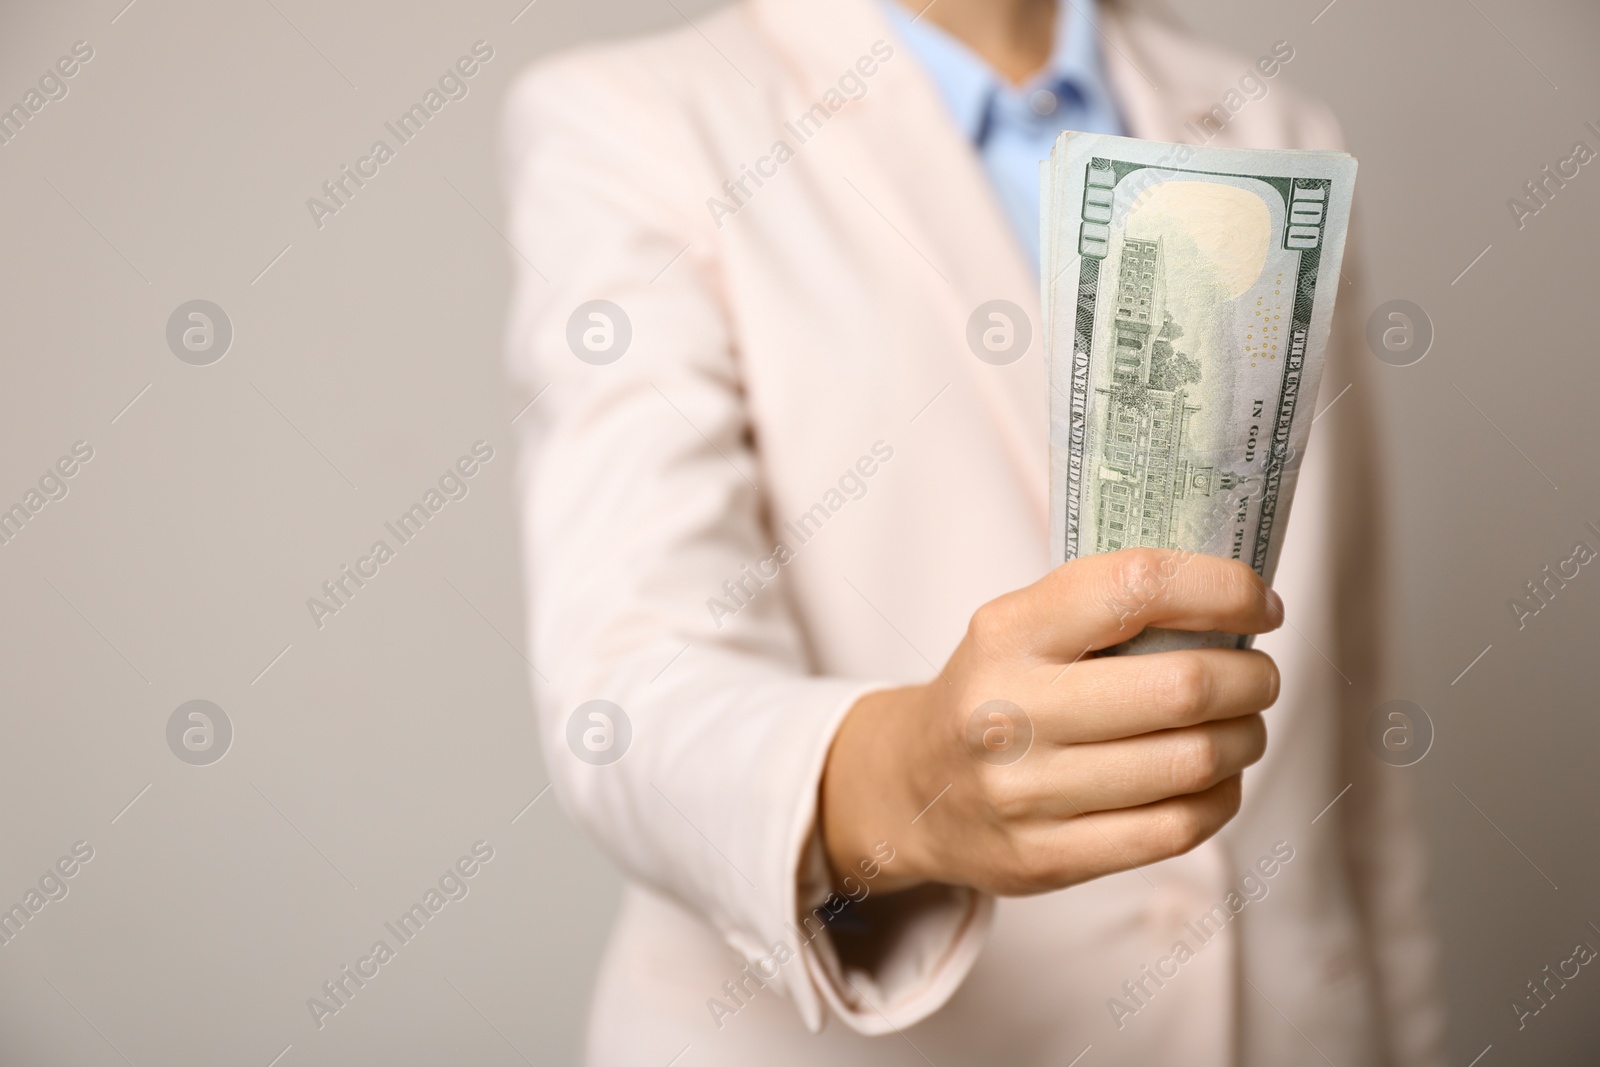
1042,132,1357,651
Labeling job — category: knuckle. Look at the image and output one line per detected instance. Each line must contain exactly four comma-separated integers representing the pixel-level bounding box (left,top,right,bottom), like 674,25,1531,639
1170,730,1222,793
1107,549,1164,611
1159,801,1213,856
1152,780,1242,858
967,596,1020,649
983,774,1033,821
1118,547,1164,584
1160,655,1212,722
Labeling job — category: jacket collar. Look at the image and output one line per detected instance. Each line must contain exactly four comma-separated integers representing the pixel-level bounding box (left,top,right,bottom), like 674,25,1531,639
748,0,1208,142
879,0,1115,147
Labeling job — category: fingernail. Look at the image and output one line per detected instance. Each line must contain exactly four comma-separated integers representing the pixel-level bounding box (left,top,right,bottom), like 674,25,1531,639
1266,589,1285,626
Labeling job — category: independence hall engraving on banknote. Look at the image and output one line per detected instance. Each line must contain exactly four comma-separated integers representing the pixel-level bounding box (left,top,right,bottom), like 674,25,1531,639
1095,236,1236,553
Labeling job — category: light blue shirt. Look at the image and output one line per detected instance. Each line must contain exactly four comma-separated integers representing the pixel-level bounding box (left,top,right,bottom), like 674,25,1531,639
882,0,1126,270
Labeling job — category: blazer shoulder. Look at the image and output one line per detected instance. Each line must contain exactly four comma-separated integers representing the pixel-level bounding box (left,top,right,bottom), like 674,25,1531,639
504,4,779,135
500,1,796,214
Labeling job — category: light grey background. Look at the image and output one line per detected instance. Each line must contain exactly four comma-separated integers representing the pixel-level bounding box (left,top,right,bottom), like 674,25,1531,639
0,0,1595,1064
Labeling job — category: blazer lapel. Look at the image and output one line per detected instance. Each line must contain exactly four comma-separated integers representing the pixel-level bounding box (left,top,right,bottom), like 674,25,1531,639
1099,9,1186,142
1100,8,1243,144
753,0,1052,528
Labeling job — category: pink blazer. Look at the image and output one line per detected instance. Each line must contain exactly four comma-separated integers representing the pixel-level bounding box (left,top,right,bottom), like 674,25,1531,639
503,1,1446,1063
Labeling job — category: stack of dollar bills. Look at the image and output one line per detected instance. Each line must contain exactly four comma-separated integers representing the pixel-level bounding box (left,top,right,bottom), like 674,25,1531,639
1043,133,1357,651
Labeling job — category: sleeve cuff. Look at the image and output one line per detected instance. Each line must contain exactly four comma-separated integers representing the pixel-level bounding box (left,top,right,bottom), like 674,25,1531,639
793,824,994,1034
732,680,996,1034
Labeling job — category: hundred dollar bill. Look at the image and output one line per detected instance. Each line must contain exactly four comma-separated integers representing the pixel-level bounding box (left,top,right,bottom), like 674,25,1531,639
1042,132,1357,651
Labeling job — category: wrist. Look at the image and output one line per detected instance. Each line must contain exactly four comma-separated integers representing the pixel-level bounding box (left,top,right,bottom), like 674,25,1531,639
819,683,942,894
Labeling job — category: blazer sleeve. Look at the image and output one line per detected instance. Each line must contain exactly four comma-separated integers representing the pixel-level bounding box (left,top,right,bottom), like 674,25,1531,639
499,52,992,1036
1308,100,1448,1065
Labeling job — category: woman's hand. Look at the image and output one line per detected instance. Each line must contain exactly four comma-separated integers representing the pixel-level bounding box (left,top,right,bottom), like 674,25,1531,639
820,548,1284,896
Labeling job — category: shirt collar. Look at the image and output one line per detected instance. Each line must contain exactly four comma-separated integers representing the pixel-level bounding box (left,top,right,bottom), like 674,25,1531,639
882,0,1112,145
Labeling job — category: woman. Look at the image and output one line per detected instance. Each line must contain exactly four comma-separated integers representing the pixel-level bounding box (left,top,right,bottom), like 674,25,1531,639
503,0,1445,1062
